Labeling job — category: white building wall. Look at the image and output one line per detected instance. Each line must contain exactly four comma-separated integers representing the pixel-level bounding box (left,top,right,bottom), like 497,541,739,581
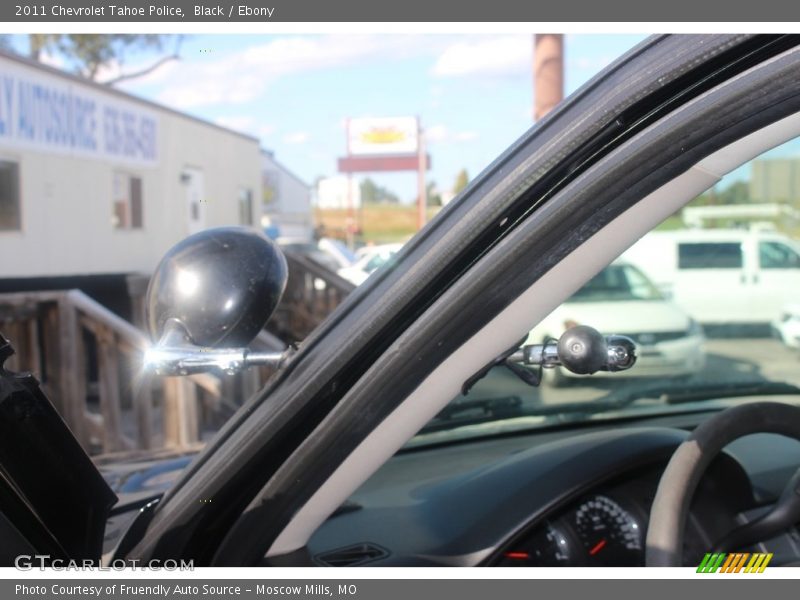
0,52,261,278
262,151,312,239
316,175,361,210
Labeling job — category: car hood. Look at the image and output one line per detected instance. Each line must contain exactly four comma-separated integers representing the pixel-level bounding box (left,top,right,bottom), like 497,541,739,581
537,300,692,336
96,448,199,507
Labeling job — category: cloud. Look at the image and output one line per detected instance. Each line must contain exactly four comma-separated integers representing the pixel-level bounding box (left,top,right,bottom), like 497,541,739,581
283,131,310,144
257,124,276,138
453,131,478,142
431,36,531,78
425,124,448,143
424,124,478,145
210,116,275,144
214,115,255,131
120,35,449,110
568,55,616,73
37,50,67,70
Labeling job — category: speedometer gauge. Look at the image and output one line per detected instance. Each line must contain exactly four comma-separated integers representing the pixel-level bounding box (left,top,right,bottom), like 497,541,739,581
498,523,573,567
573,495,643,566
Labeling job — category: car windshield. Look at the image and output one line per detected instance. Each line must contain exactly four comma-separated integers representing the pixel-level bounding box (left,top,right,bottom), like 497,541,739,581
5,33,799,461
407,133,800,446
570,264,663,302
364,251,396,273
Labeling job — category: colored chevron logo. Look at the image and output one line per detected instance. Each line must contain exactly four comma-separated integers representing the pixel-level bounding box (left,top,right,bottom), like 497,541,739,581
696,552,773,573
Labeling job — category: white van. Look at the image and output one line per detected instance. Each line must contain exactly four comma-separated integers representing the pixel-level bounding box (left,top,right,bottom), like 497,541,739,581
622,228,800,325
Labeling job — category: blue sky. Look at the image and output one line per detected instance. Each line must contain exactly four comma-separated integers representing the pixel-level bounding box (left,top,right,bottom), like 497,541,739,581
13,34,651,198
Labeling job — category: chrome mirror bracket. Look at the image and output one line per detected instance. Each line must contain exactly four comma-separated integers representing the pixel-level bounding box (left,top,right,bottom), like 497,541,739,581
463,326,637,395
143,345,287,377
143,319,288,376
511,331,637,373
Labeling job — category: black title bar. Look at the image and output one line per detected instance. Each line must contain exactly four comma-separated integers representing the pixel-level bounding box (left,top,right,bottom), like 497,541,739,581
2,0,799,22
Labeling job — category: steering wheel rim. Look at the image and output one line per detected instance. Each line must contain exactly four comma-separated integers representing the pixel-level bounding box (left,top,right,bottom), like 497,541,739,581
645,401,800,567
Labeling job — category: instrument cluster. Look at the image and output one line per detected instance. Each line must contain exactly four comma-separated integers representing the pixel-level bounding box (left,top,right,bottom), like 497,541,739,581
496,493,646,567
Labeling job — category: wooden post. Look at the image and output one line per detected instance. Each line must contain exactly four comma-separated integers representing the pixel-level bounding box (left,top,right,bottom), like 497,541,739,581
41,303,63,414
57,297,88,450
163,377,199,448
240,367,261,402
416,117,427,230
125,273,151,330
97,326,125,453
25,316,42,379
2,319,22,373
132,371,155,451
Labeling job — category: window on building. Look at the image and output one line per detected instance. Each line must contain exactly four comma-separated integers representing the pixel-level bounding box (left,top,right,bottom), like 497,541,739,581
112,172,143,229
239,187,253,225
262,172,279,209
0,160,21,231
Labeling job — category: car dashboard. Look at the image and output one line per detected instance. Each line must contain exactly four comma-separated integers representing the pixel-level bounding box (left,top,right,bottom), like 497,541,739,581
305,407,800,567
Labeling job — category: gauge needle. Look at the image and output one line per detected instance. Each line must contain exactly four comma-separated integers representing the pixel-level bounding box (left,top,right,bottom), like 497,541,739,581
589,539,607,556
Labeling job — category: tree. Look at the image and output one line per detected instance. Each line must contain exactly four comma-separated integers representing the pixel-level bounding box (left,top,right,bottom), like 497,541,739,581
688,180,750,207
28,34,182,85
426,181,442,207
717,181,750,205
453,169,469,195
360,178,399,204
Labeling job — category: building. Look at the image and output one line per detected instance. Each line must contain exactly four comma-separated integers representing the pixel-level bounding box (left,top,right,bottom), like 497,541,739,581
261,150,313,240
0,50,262,318
750,158,800,205
315,175,362,210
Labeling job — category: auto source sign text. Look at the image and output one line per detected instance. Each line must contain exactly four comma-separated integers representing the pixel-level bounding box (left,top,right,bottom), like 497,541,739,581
0,60,158,165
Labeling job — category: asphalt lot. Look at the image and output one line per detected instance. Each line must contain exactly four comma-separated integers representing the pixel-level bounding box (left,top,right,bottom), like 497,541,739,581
464,337,800,409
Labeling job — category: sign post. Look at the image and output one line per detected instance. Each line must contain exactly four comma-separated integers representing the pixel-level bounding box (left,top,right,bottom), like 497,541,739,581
338,116,431,235
416,117,427,229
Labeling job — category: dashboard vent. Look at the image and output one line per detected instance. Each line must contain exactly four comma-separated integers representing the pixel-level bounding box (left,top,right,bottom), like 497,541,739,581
314,543,389,567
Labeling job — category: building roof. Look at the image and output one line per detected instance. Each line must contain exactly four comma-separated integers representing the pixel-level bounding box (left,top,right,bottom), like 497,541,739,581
261,148,310,189
0,48,260,144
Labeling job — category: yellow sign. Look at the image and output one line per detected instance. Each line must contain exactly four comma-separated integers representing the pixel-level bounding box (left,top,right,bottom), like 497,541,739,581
348,117,418,156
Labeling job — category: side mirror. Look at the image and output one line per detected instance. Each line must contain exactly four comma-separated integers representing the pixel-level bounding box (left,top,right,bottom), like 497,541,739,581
143,227,289,375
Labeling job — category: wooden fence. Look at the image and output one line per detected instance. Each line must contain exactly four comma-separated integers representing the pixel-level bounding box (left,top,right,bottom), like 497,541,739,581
270,251,355,342
0,252,354,455
0,289,283,455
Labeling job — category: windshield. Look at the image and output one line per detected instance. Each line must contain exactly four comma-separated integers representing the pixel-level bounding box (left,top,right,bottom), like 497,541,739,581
410,133,800,445
570,264,663,302
364,251,397,273
4,33,798,460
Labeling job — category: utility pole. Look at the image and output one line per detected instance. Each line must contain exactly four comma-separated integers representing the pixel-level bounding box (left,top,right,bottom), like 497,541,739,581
416,117,427,230
533,34,564,121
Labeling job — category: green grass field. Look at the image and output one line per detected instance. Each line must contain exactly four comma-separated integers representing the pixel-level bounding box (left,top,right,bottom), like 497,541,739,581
317,205,800,245
315,204,443,244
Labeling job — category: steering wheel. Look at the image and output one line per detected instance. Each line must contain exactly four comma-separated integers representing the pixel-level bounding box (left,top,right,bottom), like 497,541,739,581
645,401,800,566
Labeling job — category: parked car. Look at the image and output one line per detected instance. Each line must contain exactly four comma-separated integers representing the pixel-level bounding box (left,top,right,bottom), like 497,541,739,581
318,238,358,270
773,303,800,349
277,236,356,273
528,261,705,383
338,243,403,285
5,35,800,571
623,228,800,326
